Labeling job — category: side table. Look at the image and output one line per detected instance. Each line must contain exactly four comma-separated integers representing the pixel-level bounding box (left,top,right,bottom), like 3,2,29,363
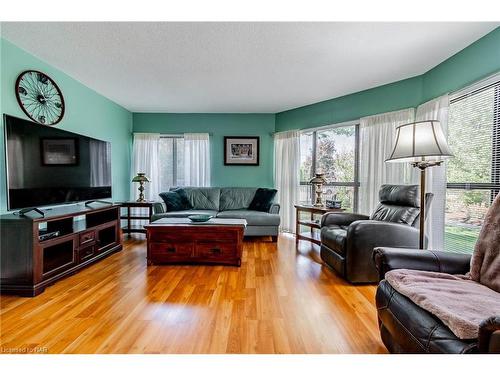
119,201,156,235
294,204,345,246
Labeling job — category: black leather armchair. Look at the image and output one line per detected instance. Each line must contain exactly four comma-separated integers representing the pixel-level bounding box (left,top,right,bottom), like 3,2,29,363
373,247,500,353
320,184,432,283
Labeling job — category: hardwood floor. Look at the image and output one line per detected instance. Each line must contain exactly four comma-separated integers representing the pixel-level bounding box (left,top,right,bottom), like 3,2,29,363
0,234,387,354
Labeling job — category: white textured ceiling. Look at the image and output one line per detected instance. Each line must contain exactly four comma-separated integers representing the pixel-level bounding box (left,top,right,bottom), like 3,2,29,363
1,22,498,113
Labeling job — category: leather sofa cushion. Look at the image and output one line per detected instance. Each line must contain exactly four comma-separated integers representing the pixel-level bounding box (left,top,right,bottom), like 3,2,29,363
379,184,419,207
174,187,221,211
216,210,280,226
320,226,348,255
370,203,419,225
376,279,478,353
219,187,258,211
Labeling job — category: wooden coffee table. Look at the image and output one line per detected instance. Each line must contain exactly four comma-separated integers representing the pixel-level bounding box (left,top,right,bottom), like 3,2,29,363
144,218,247,267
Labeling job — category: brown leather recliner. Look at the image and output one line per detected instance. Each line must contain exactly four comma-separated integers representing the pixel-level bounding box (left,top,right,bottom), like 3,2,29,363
319,184,432,283
373,247,500,354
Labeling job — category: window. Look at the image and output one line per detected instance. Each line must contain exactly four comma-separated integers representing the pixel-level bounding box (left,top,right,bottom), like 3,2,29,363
158,136,185,190
445,79,500,254
299,124,359,211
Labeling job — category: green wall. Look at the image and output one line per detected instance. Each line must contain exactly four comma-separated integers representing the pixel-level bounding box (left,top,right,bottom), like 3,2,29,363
276,76,423,131
1,26,499,212
0,38,133,213
133,113,275,188
276,26,500,132
422,27,500,102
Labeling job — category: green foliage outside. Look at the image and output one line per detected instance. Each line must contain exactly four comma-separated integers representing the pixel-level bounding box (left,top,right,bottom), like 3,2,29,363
300,127,356,210
444,87,496,253
444,225,479,254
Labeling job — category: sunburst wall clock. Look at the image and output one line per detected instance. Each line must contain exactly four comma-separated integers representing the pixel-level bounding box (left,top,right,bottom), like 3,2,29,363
15,70,65,125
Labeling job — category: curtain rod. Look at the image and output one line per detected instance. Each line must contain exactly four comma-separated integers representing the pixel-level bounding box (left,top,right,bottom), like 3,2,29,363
132,132,213,136
272,119,359,137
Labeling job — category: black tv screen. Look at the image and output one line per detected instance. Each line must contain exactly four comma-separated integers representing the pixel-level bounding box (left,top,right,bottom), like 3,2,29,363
4,115,112,210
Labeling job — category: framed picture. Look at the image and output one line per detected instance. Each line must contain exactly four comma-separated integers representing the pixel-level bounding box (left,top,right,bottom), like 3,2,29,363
224,136,260,166
40,138,79,165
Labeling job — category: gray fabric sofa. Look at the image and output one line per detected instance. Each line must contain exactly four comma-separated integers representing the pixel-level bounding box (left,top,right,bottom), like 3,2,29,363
151,187,280,240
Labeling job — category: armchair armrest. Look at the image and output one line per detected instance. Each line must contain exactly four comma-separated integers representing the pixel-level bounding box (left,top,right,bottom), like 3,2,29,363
373,247,472,281
344,221,420,282
269,203,280,214
321,212,369,227
152,202,166,214
479,316,500,353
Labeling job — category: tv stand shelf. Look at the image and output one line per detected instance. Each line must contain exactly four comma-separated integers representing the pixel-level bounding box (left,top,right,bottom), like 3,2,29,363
0,204,122,297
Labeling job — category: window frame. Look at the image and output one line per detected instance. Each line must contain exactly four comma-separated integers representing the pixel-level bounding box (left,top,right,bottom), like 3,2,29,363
299,123,360,212
443,74,500,253
448,78,500,204
159,134,184,188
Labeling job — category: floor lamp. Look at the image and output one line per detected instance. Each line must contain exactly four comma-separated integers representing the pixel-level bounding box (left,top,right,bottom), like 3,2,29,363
386,120,453,249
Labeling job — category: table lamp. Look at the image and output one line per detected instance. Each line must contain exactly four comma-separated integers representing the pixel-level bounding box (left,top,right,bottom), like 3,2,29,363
386,120,453,249
132,172,150,202
309,172,327,207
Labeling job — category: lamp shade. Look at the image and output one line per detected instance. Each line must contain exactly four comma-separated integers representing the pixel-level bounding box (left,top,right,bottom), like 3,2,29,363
132,172,150,183
386,120,453,163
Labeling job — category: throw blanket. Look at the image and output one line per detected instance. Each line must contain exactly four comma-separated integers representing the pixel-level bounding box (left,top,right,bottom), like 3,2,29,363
468,192,500,293
386,269,500,340
386,192,500,340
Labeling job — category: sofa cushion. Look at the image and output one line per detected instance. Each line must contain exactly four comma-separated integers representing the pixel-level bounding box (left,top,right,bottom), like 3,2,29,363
248,188,277,212
216,210,280,226
320,226,348,255
152,210,218,220
219,187,258,211
175,187,221,211
159,189,192,211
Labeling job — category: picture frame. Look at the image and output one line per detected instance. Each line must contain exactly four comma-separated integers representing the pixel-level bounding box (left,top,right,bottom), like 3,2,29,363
40,137,79,166
224,136,260,166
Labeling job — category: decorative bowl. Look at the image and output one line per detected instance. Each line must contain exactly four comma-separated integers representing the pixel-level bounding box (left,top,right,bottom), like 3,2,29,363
187,214,213,223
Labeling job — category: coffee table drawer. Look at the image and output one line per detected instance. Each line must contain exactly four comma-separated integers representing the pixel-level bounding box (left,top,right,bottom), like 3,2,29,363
150,242,194,257
195,242,238,259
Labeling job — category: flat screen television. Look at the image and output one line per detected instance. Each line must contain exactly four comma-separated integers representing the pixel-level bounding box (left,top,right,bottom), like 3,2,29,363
4,114,112,210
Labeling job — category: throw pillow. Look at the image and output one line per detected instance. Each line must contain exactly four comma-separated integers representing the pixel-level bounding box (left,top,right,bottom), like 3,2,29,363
248,188,277,212
159,189,193,212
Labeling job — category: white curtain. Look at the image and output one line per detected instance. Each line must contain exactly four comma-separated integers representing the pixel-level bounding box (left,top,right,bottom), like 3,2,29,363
89,140,111,187
274,130,300,233
414,95,450,250
131,133,160,201
358,108,415,215
184,133,210,187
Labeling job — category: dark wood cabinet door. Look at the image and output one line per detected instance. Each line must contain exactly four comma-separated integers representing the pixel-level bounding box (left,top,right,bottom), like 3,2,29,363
40,238,77,280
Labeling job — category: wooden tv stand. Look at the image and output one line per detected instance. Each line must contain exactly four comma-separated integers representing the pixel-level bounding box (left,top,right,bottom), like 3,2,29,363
0,204,122,297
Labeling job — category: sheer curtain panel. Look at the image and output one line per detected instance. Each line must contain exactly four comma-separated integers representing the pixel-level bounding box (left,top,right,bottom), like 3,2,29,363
358,108,415,215
184,133,210,187
131,133,160,201
274,130,300,233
